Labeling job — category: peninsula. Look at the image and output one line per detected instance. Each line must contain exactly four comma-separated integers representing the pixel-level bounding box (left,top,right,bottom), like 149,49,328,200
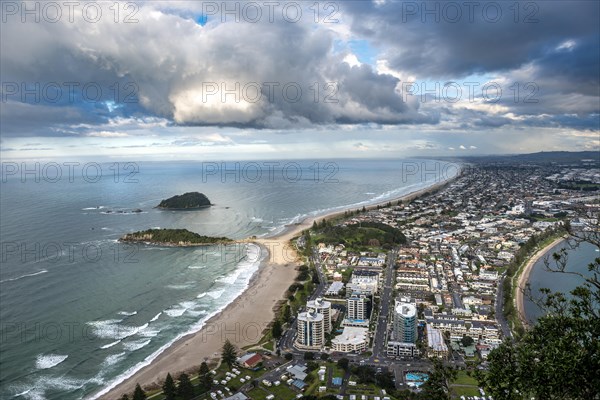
120,228,232,246
157,192,212,209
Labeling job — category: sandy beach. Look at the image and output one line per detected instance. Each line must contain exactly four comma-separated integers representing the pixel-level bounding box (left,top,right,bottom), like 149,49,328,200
515,236,566,328
98,175,457,399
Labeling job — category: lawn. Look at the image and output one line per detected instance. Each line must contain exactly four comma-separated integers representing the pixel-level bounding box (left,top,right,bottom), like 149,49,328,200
451,385,481,397
454,370,479,386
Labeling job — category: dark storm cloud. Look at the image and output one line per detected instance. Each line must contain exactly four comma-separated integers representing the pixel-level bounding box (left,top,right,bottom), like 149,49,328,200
341,1,599,80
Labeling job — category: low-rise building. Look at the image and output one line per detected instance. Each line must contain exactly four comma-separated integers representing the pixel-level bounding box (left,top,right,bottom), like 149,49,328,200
331,327,369,353
427,324,449,358
386,341,417,358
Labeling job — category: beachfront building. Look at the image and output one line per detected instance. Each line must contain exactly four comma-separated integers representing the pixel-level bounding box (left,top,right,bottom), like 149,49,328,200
236,352,263,368
306,298,332,333
331,326,369,353
346,292,369,321
426,324,449,358
393,299,418,343
295,309,325,350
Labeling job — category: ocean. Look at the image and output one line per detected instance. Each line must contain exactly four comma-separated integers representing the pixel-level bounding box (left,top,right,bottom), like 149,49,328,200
0,158,458,400
523,239,599,324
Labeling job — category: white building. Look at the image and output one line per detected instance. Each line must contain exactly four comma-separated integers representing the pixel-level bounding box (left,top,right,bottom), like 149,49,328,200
331,326,369,353
325,281,344,296
346,269,380,295
307,298,332,333
426,324,448,358
295,309,324,350
386,341,417,358
346,292,369,321
393,299,417,343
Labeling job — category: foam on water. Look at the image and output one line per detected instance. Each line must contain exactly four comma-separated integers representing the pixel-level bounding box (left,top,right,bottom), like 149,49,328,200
102,352,126,367
122,339,151,352
0,270,48,284
149,312,162,322
166,283,195,290
205,289,225,299
187,265,207,269
117,311,137,316
87,320,148,341
100,340,121,349
35,354,68,370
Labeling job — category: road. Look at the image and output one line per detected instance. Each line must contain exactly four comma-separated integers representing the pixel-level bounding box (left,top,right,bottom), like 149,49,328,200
495,272,512,339
371,250,396,359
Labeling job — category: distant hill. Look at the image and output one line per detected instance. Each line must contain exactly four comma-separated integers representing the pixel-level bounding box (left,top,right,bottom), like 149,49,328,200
157,192,211,209
507,151,599,163
461,151,599,164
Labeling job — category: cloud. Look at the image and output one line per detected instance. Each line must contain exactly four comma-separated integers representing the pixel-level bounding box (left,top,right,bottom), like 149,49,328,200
86,131,129,138
1,3,437,133
0,0,597,158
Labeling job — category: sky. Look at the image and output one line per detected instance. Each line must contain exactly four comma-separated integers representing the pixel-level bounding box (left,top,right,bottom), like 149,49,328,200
1,0,599,161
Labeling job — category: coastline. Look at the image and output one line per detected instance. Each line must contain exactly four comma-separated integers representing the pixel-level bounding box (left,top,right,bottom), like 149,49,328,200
97,172,459,399
515,236,566,329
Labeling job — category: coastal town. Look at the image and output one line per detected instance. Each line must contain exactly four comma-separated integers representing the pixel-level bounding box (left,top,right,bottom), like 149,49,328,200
119,156,599,400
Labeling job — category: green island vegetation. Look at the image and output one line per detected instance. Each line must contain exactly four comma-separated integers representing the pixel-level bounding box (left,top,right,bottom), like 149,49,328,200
121,228,232,246
157,192,212,209
312,219,407,251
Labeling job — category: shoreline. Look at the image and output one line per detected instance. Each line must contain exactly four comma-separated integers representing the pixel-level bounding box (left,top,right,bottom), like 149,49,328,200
97,172,460,399
515,236,566,329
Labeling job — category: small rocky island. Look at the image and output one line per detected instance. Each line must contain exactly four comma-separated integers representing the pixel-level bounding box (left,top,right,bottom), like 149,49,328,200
120,228,232,246
157,192,212,209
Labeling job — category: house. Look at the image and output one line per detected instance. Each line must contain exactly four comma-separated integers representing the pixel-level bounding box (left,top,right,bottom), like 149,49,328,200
236,352,263,368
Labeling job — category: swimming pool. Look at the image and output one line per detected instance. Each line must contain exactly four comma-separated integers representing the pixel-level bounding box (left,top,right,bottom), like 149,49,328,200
405,372,429,387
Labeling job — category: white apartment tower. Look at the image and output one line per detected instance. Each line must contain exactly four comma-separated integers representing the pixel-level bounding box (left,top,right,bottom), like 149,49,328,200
307,297,332,332
295,309,325,350
393,299,418,343
346,292,369,321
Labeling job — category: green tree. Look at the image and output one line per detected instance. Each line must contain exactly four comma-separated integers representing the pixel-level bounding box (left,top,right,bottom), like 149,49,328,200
375,370,396,393
132,384,146,400
460,335,474,347
306,361,319,372
272,319,283,339
303,351,314,360
162,373,177,400
284,352,293,361
221,339,237,368
177,373,195,400
352,365,375,384
475,341,521,400
420,358,457,400
281,304,292,322
312,271,320,284
120,395,130,400
198,361,212,391
337,357,349,371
